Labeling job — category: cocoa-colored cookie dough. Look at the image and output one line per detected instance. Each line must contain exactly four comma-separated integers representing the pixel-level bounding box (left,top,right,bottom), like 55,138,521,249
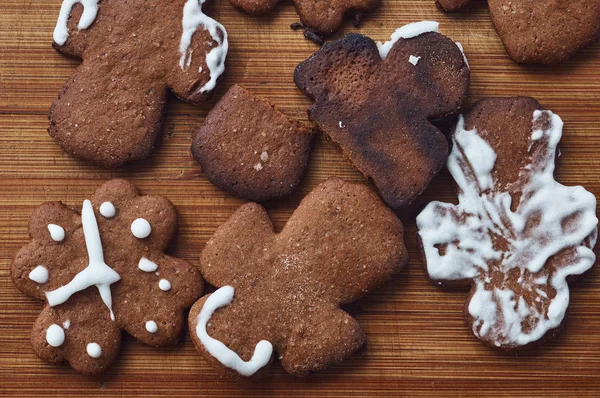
11,179,203,375
230,0,379,36
294,22,470,209
192,85,314,202
189,178,408,378
49,0,228,167
437,0,600,64
417,97,598,350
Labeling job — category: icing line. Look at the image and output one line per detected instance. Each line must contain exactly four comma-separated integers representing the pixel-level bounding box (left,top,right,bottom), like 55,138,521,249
53,0,100,46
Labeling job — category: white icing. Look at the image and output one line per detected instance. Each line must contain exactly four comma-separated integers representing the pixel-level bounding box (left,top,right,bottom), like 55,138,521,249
86,342,102,358
45,200,121,321
179,0,228,94
158,279,171,291
455,42,470,68
53,0,100,46
48,224,65,242
409,55,421,66
131,218,151,239
138,257,158,272
417,110,598,348
29,265,49,284
63,320,71,329
46,324,65,347
196,286,273,376
145,320,158,333
377,21,439,59
99,202,116,218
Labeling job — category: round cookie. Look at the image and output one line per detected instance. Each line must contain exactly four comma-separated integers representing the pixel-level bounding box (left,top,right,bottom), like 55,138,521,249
11,179,203,375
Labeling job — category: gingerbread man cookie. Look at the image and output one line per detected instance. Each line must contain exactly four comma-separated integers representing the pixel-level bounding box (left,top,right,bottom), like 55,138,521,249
437,0,600,64
295,22,470,209
417,97,598,349
189,178,408,378
11,179,203,374
50,0,228,167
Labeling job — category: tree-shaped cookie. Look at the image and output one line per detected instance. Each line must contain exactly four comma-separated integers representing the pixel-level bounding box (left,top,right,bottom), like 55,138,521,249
417,97,598,349
294,22,470,209
11,179,203,375
437,0,600,64
188,178,407,378
230,0,379,37
50,0,228,167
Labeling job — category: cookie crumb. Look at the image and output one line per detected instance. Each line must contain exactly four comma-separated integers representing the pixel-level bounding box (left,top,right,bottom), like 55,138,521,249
409,55,421,65
260,151,269,162
254,163,263,171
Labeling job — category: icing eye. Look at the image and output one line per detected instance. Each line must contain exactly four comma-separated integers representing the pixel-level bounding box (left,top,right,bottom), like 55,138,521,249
138,257,158,272
29,265,49,284
131,218,151,239
145,320,158,333
46,324,65,347
158,279,171,291
99,202,116,218
86,342,102,358
47,224,65,242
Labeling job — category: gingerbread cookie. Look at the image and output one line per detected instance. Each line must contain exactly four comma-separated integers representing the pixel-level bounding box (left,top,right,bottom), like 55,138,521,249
437,0,600,64
230,0,379,37
294,22,470,209
417,97,598,349
191,85,314,202
189,178,407,378
11,179,203,375
50,0,228,167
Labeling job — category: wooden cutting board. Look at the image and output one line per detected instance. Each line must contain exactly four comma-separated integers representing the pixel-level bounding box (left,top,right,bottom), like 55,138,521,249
1,0,599,396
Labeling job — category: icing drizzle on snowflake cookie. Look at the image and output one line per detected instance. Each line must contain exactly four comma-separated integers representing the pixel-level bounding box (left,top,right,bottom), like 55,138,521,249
196,286,273,376
45,200,121,321
53,0,100,46
377,21,439,59
417,107,598,349
179,0,228,94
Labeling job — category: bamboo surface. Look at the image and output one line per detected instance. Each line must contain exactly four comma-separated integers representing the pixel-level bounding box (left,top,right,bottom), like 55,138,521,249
1,0,599,396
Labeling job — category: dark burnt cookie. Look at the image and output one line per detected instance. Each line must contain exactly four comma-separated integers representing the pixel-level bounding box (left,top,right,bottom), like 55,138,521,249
50,0,228,167
417,97,598,350
294,22,470,209
188,178,408,378
191,85,314,202
11,179,203,375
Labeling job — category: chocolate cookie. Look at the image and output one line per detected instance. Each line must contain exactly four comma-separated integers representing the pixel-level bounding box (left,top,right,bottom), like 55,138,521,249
189,178,408,378
230,0,380,36
191,85,314,202
416,97,598,350
437,0,600,64
11,179,203,375
294,22,470,209
50,0,228,167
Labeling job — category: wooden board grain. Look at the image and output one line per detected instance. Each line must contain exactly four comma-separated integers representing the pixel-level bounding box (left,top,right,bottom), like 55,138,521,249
1,0,599,396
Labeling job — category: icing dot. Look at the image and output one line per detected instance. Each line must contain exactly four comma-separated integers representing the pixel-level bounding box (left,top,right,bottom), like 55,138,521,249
158,279,171,291
138,257,158,272
48,224,65,242
29,265,49,284
86,342,102,358
131,218,151,239
99,202,116,218
46,324,65,347
145,320,158,334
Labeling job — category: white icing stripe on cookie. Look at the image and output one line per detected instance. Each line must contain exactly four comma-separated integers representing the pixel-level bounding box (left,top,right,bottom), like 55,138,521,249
417,110,598,347
179,0,228,94
196,286,272,376
54,0,100,46
377,21,439,59
46,200,121,321
455,42,469,68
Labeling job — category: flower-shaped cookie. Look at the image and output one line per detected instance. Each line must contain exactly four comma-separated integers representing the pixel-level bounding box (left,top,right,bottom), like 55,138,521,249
49,0,228,167
437,0,600,64
189,178,408,378
11,179,203,375
417,97,598,349
295,22,470,209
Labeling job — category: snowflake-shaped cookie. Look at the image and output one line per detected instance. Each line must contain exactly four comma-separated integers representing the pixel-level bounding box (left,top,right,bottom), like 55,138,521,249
417,97,598,349
11,179,203,374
